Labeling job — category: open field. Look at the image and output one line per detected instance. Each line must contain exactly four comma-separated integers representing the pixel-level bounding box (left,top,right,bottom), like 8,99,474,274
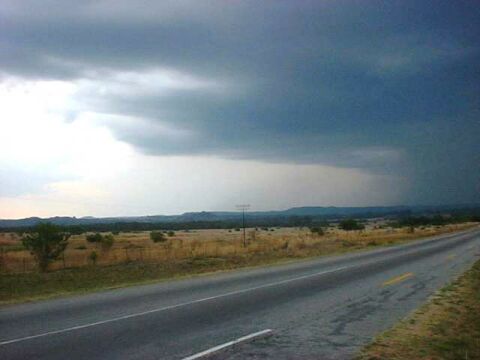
0,222,478,305
0,222,477,273
0,223,472,273
358,258,480,360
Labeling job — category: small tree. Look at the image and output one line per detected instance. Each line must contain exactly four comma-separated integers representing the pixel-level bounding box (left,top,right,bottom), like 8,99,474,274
22,223,70,272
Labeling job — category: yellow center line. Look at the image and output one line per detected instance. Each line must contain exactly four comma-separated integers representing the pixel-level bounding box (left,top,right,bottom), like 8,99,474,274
382,272,414,287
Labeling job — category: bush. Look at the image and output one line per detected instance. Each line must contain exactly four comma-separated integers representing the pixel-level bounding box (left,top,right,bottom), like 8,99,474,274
101,234,115,249
86,233,103,243
150,231,166,243
309,227,324,236
167,231,175,237
89,250,98,265
339,219,365,231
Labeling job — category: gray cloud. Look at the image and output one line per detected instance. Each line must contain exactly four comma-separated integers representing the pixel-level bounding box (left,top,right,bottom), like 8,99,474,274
1,0,479,204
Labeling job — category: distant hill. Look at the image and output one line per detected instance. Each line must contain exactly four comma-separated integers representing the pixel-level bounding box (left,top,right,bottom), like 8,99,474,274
0,204,478,229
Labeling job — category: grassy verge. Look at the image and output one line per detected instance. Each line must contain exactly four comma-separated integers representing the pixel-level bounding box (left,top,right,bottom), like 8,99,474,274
0,252,314,305
1,225,477,306
358,259,480,360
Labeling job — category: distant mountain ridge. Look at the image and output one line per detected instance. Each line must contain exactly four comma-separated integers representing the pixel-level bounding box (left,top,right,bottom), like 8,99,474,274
0,204,478,228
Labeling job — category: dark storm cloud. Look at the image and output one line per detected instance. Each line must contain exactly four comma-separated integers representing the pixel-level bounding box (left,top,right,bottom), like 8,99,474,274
1,0,479,204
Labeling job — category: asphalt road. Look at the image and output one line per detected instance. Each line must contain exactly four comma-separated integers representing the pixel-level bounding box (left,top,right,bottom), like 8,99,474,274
1,227,480,360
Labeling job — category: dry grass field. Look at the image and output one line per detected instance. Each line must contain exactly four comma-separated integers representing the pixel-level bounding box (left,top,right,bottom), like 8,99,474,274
1,222,478,305
1,222,477,274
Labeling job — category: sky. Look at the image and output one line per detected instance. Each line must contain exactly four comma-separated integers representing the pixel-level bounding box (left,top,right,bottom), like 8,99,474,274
0,1,479,219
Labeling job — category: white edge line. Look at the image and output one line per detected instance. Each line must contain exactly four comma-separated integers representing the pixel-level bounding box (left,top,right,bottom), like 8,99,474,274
0,265,349,346
182,329,273,360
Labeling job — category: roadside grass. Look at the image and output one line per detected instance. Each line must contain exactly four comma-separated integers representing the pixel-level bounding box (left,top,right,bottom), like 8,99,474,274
358,259,480,360
0,252,312,305
0,223,478,305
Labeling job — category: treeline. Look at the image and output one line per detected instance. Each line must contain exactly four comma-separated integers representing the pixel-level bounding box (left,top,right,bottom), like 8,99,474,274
0,216,323,234
2,210,479,234
391,213,480,228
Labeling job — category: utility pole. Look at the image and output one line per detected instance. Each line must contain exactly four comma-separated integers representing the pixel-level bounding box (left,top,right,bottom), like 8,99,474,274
236,204,250,247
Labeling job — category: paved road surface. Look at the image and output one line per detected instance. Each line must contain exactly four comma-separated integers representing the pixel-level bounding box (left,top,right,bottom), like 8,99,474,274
1,227,480,359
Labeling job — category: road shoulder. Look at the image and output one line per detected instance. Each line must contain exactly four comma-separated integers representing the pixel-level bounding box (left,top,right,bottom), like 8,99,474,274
357,258,480,360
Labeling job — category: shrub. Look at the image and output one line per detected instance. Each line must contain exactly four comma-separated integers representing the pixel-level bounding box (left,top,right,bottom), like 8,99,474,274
309,227,324,236
75,245,87,250
21,223,70,272
101,234,115,249
89,250,98,265
150,231,166,243
167,231,175,237
339,219,365,231
86,233,103,243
